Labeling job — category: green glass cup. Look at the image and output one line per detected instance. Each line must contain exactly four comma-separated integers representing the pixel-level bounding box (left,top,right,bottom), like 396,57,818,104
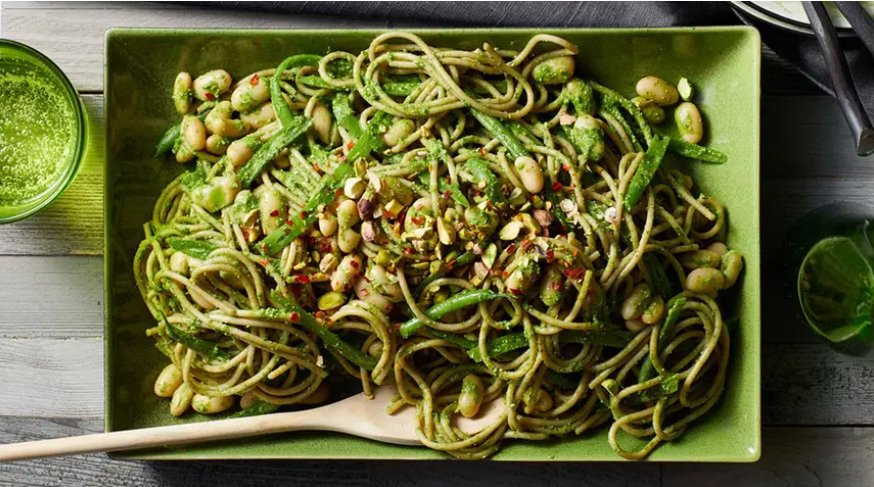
0,39,87,224
790,202,874,356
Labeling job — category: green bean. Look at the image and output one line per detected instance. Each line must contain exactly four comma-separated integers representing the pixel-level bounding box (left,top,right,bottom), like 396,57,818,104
638,297,686,383
546,369,581,389
623,134,669,211
643,253,674,299
469,109,530,160
632,373,679,404
465,157,506,206
382,80,421,97
167,238,219,261
260,111,393,255
297,75,336,90
154,113,208,158
238,116,312,187
332,93,362,138
229,401,279,418
560,329,636,348
667,138,727,164
165,321,231,362
467,332,528,362
271,54,320,127
272,292,377,371
399,289,510,338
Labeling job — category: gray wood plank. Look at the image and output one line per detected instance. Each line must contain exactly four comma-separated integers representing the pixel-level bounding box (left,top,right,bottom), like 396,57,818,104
0,5,388,93
0,256,103,339
0,338,103,418
0,95,103,256
664,427,874,487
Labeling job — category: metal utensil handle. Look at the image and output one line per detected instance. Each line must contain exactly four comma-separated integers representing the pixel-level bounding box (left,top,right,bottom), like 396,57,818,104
804,2,874,156
835,2,874,57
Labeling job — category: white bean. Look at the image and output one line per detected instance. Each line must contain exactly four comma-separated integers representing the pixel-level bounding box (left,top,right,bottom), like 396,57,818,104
154,364,183,398
191,394,235,415
635,76,679,106
675,102,703,144
331,254,363,292
686,267,725,294
170,382,194,417
240,102,276,129
311,102,333,145
173,72,193,114
181,115,206,152
193,69,232,101
514,156,544,194
231,76,270,112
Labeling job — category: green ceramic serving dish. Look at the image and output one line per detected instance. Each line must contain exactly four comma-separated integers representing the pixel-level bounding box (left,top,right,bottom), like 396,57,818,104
105,27,761,462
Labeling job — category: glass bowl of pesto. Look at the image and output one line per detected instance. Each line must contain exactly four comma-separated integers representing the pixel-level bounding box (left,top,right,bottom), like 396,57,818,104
0,39,87,224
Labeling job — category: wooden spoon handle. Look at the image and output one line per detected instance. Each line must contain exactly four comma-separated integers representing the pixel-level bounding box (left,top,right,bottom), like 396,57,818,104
0,409,325,462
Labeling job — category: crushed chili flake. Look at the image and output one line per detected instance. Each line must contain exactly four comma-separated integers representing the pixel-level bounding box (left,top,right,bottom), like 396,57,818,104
335,189,343,196
447,259,457,269
289,312,301,323
347,140,355,150
349,260,360,268
442,190,451,199
502,271,510,278
478,147,487,156
259,259,268,267
411,216,424,225
204,92,215,101
509,288,520,296
300,211,308,219
552,282,562,291
360,288,370,297
299,275,310,284
403,247,414,255
314,310,326,319
552,181,563,192
506,244,516,255
521,239,532,250
562,164,571,172
313,163,321,173
269,209,279,217
250,74,260,85
241,227,250,239
546,250,555,262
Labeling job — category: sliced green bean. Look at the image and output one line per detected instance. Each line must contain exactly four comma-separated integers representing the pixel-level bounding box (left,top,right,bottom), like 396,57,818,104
623,134,669,211
468,332,528,362
469,109,530,160
560,329,636,348
165,321,230,362
238,116,312,187
167,238,219,261
271,55,320,127
643,253,674,299
667,138,728,164
399,289,510,338
332,93,363,138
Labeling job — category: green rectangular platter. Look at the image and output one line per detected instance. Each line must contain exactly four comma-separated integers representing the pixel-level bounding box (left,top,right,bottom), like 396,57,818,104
105,27,761,462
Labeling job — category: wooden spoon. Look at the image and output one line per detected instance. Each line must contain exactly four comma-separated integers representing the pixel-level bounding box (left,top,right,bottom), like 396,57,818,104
0,382,504,462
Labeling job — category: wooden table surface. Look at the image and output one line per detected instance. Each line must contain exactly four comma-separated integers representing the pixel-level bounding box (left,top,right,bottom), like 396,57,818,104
2,2,874,485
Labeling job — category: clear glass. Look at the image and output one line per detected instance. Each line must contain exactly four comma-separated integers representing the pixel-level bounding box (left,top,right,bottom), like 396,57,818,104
0,39,87,224
788,202,874,356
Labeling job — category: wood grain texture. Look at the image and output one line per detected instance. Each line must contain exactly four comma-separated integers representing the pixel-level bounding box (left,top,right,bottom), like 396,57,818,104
0,256,103,339
0,3,388,92
0,339,103,418
664,427,874,487
0,95,103,256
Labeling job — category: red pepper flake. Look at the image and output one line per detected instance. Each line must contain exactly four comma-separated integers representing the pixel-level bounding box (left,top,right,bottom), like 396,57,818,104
347,140,355,150
270,209,279,217
298,275,310,284
552,282,562,291
552,181,563,192
478,147,487,156
260,244,268,253
384,210,394,219
411,216,424,225
546,250,555,262
289,312,301,323
393,322,401,330
284,228,291,234
447,259,457,269
250,74,260,86
562,164,571,172
502,270,510,278
335,189,343,196
509,288,520,296
241,227,250,239
350,260,360,269
259,259,268,267
361,288,370,297
521,239,532,250
315,310,326,319
313,163,321,173
442,190,451,199
204,92,215,101
403,247,414,255
319,242,332,253
300,211,308,219
506,244,516,255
